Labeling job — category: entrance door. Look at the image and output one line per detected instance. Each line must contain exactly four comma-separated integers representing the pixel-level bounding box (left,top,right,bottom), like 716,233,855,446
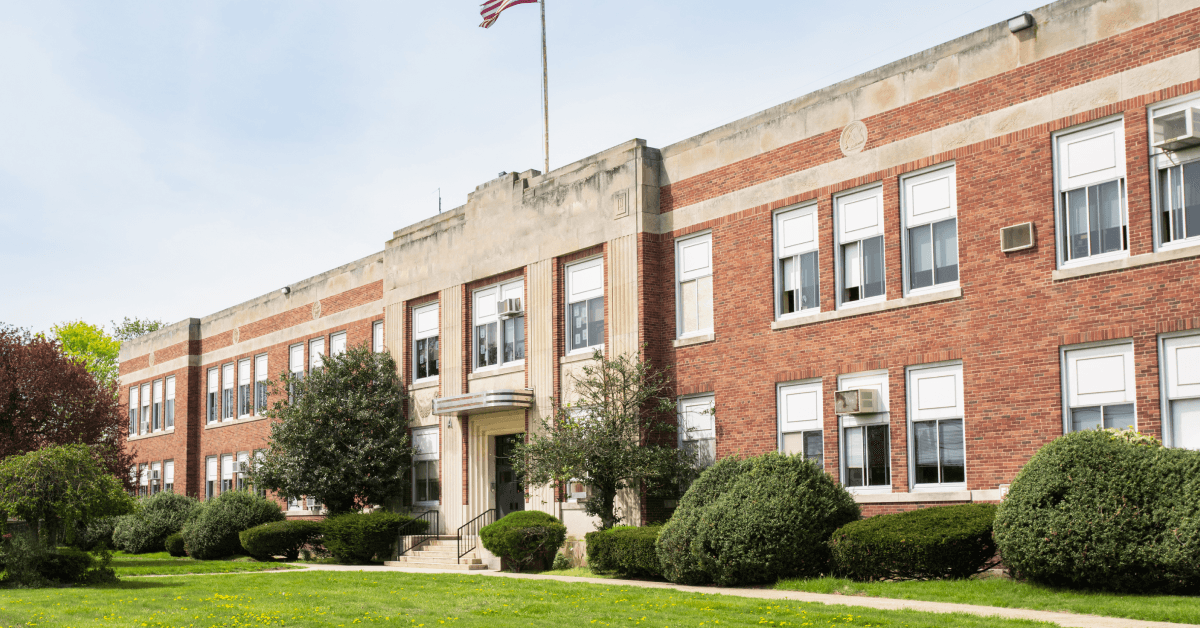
494,433,525,518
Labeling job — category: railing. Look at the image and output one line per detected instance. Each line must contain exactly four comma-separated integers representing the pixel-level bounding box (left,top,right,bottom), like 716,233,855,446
396,510,439,558
457,509,496,564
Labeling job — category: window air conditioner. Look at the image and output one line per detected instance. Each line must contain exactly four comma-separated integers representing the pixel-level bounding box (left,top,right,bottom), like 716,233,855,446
498,298,523,319
1153,108,1200,151
1000,222,1036,253
834,389,882,414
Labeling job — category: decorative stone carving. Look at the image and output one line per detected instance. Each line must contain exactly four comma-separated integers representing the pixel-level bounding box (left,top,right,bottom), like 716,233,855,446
148,352,156,366
840,120,868,156
231,328,240,344
614,190,628,219
311,301,322,320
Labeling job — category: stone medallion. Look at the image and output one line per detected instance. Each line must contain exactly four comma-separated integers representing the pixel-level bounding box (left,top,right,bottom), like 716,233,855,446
840,120,868,156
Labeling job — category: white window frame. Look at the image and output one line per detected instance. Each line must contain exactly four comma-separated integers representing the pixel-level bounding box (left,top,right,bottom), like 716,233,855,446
164,376,175,430
140,383,151,434
675,230,714,338
236,451,249,491
205,456,218,500
309,337,325,371
289,344,305,378
129,386,139,436
834,185,887,309
221,363,234,421
1158,331,1200,449
678,394,716,469
565,256,605,355
330,331,347,358
373,320,385,353
138,463,148,496
1147,93,1200,252
221,454,234,492
164,460,175,493
1053,117,1129,269
254,354,268,415
413,302,440,382
206,368,219,424
237,358,252,419
1060,340,1138,434
901,163,959,296
777,379,824,467
151,379,163,432
412,426,440,506
774,204,821,320
473,279,525,371
906,362,967,491
837,370,891,493
150,461,161,494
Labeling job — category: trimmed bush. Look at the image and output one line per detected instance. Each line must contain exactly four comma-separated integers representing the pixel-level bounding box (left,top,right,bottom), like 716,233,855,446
322,512,423,564
241,520,323,561
113,492,201,554
586,525,661,577
829,504,998,581
165,532,187,557
38,547,93,584
657,452,860,586
181,491,285,560
479,511,566,573
74,516,118,551
995,429,1200,594
0,534,114,587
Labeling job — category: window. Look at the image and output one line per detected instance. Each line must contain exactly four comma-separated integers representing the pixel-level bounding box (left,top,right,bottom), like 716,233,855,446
289,344,304,401
254,354,268,414
413,303,440,380
676,231,714,337
205,456,217,500
237,359,251,418
907,363,966,488
1156,161,1200,247
221,454,234,492
206,368,219,424
330,331,347,357
164,460,174,493
566,257,604,353
1055,119,1128,266
679,395,716,469
838,371,890,490
373,320,384,353
150,462,161,495
130,465,137,496
413,426,440,504
778,380,823,467
309,338,325,372
152,380,162,432
1063,342,1136,432
164,376,175,430
836,187,886,307
902,165,959,293
775,206,820,317
567,480,588,502
252,451,266,497
138,463,148,497
237,452,249,491
129,386,138,436
1161,334,1200,449
222,364,234,421
474,280,524,369
140,383,151,434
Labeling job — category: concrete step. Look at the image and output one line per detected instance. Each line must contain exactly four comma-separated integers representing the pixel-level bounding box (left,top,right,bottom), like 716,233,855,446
383,559,489,570
391,553,480,563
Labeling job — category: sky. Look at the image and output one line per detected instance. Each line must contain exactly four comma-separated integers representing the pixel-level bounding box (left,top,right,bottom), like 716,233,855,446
0,0,1038,334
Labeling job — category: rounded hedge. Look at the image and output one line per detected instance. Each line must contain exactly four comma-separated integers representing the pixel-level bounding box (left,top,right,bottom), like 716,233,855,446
480,510,566,573
112,492,200,554
165,532,187,557
995,429,1200,594
656,452,860,586
74,516,119,551
241,520,323,561
829,504,998,581
585,525,662,577
322,512,423,564
181,491,285,560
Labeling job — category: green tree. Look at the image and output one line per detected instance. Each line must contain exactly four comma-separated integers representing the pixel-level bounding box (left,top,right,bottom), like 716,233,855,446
110,317,165,343
0,444,136,545
511,349,694,530
250,343,412,515
50,321,121,390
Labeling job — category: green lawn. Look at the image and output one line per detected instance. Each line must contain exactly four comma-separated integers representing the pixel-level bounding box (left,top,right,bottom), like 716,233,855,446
0,570,1054,627
110,551,301,577
775,576,1200,625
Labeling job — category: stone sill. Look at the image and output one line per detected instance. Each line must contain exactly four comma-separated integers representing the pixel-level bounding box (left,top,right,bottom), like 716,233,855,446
204,415,269,430
771,288,961,331
409,377,440,392
853,489,1002,504
129,429,176,441
560,501,588,511
673,332,715,348
1052,245,1200,281
561,349,602,365
468,363,525,381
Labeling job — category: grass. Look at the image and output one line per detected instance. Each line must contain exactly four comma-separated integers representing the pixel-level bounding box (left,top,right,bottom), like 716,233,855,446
775,576,1200,625
0,570,1055,627
109,551,301,577
530,566,617,578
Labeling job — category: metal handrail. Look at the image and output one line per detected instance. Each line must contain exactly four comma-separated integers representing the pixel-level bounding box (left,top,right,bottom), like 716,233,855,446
456,509,496,564
396,510,439,557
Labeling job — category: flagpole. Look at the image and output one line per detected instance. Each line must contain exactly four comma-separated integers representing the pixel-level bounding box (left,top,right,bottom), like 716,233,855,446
540,0,549,174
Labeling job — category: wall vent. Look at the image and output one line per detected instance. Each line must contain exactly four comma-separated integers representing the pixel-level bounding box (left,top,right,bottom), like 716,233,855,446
1001,222,1035,253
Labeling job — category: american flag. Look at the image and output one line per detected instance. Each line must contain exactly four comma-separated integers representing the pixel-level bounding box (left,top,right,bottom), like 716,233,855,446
479,0,536,28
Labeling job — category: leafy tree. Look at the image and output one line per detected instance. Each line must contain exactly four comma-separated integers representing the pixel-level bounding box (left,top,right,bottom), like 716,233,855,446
50,321,121,390
511,349,694,530
0,444,135,545
0,324,133,481
110,317,165,343
250,343,412,515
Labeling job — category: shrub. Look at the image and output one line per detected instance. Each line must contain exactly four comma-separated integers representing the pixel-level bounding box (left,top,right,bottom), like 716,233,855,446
181,491,285,560
995,429,1200,594
38,547,94,584
829,504,998,581
165,533,186,557
322,512,424,564
240,520,323,561
586,526,662,577
0,533,114,587
119,492,200,554
74,516,118,551
480,511,567,573
657,453,860,586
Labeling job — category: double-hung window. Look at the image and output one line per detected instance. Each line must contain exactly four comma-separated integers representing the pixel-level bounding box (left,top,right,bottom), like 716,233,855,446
838,371,890,490
254,354,268,414
330,331,347,358
129,466,137,496
237,359,251,418
253,451,266,497
164,376,175,430
221,454,234,492
679,395,716,469
309,338,325,372
236,452,249,491
778,380,823,467
775,205,820,317
566,257,604,353
1062,342,1136,432
164,460,174,493
221,364,234,421
151,380,162,432
836,187,886,307
150,462,161,495
676,231,714,337
474,280,525,369
907,363,966,488
138,463,148,496
413,426,440,504
1161,333,1200,449
1151,101,1200,249
413,303,440,381
206,368,219,424
1055,119,1128,266
373,320,384,353
129,386,138,436
288,344,304,401
140,383,151,434
205,456,217,499
902,164,959,293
